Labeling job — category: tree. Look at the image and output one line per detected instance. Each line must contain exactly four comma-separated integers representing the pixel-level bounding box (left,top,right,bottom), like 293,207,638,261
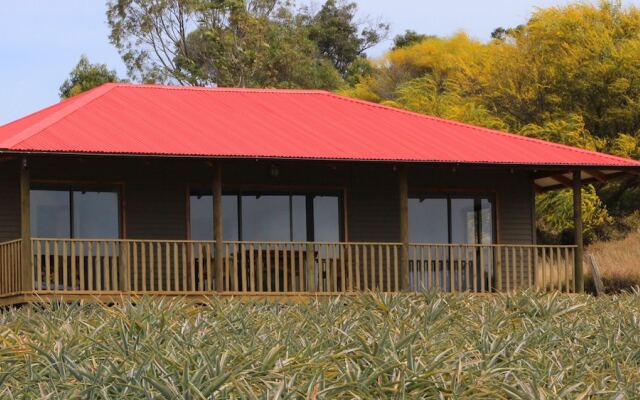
342,1,640,243
59,55,120,99
392,30,431,49
106,0,386,88
307,0,388,78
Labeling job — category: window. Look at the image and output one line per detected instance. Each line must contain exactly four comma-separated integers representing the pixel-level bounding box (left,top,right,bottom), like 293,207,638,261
189,190,342,241
30,186,120,239
409,194,494,245
408,193,494,291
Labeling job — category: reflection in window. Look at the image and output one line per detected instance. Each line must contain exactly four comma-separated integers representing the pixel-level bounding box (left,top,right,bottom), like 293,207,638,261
451,198,477,244
408,194,494,291
242,195,293,241
189,190,341,241
31,187,119,239
313,195,340,242
409,198,448,243
189,194,239,240
31,190,71,238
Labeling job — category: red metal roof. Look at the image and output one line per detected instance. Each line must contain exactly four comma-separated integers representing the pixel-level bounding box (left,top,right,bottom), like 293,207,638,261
1,83,639,168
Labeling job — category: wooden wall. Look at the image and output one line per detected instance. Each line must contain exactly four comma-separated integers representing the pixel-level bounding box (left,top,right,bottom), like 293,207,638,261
3,155,535,246
0,159,20,242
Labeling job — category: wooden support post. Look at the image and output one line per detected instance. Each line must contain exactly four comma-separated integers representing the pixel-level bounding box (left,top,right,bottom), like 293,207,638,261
213,162,224,292
399,166,410,291
306,243,315,292
573,171,584,293
120,241,130,292
20,158,33,292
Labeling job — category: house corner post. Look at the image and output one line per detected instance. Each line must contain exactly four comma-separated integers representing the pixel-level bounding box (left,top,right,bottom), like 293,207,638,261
213,161,224,292
20,157,33,292
573,171,584,293
399,166,410,291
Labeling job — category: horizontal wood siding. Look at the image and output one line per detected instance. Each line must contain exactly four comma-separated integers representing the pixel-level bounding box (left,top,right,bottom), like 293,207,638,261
0,160,20,242
347,166,400,242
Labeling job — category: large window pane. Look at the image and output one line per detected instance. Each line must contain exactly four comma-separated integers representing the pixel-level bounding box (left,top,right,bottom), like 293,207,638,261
190,194,213,240
189,194,239,240
480,198,493,245
223,195,239,240
31,190,70,238
313,195,340,241
291,196,307,241
409,198,448,243
450,198,477,244
242,195,290,241
73,191,119,239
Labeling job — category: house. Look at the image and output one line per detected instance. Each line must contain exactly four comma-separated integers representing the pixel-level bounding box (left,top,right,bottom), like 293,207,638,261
0,83,639,304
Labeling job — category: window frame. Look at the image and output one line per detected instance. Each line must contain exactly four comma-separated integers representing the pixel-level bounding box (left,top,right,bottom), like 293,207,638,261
408,190,498,245
187,184,347,242
30,180,125,239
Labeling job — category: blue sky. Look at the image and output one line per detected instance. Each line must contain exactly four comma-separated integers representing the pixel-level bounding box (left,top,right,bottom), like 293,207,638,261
1,0,638,125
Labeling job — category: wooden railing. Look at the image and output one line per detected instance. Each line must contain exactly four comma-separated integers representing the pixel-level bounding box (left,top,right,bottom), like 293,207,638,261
408,244,576,293
0,240,22,297
28,239,578,295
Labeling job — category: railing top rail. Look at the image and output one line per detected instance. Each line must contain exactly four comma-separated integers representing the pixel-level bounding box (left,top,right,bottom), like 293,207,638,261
29,238,577,249
0,239,22,246
409,243,578,249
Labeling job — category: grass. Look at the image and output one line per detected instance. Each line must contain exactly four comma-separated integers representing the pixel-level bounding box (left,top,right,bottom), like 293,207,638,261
1,292,640,398
586,230,640,293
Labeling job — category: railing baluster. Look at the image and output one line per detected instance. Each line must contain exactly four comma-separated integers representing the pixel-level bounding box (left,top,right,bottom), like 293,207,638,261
257,243,264,292
36,240,42,291
274,243,280,292
354,244,360,291
205,243,212,292
103,242,110,291
266,244,272,293
249,242,255,292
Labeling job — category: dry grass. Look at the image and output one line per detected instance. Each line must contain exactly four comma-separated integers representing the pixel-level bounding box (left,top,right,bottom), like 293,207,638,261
1,293,640,398
586,230,640,293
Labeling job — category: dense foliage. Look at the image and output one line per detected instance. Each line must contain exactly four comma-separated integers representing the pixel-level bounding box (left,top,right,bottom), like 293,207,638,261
59,55,120,99
343,1,640,243
106,0,387,88
1,293,639,398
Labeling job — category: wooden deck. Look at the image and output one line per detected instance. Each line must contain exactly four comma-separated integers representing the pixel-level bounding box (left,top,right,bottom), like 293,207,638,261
0,238,577,305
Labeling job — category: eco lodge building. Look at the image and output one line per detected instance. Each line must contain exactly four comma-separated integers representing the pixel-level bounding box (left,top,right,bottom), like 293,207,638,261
1,83,639,305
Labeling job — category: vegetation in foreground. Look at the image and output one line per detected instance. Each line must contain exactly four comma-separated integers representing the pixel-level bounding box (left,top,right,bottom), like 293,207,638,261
1,292,639,398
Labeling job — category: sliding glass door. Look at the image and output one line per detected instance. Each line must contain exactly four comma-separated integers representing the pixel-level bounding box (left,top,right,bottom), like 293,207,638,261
409,193,495,291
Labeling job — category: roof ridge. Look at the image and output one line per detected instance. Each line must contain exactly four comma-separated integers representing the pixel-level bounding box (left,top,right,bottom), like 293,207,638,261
0,84,116,149
321,91,637,165
108,82,330,95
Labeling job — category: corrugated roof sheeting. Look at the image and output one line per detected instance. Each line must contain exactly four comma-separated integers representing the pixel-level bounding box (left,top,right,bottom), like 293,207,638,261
1,83,639,169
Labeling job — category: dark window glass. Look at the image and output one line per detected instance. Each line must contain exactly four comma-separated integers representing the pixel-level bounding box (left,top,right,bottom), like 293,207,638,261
450,198,477,244
480,198,493,244
189,194,239,240
31,190,71,238
313,195,340,242
242,195,290,241
222,195,239,240
189,190,340,241
30,188,119,239
189,194,213,241
409,197,448,243
73,191,119,239
291,195,307,241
